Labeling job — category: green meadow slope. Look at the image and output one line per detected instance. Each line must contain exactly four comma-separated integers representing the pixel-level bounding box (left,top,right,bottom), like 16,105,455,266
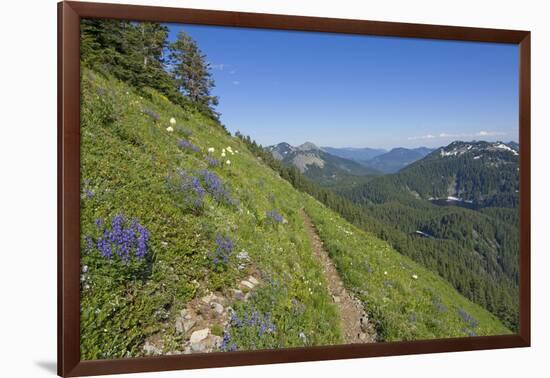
79,70,510,360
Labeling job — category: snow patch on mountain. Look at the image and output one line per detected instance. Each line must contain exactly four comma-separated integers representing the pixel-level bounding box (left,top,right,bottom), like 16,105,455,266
438,141,519,159
494,143,519,155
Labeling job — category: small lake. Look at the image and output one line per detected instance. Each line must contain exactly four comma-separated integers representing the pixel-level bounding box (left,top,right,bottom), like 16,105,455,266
429,199,479,210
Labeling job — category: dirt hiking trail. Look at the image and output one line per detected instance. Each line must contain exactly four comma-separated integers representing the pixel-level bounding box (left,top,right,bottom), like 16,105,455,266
299,208,376,344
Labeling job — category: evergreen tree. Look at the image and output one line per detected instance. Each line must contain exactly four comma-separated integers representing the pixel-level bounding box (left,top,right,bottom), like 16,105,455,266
124,22,170,88
81,20,190,111
169,32,219,116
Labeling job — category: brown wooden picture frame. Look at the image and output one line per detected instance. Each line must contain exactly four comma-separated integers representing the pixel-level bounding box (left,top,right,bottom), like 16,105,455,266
58,1,531,376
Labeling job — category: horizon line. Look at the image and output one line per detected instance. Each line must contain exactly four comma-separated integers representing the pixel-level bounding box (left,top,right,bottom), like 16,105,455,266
259,138,520,150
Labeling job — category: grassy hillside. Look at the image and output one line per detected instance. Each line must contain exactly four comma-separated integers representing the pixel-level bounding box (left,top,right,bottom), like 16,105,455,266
79,69,510,360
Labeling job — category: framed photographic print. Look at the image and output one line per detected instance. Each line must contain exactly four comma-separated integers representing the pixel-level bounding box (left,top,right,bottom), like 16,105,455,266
58,1,530,376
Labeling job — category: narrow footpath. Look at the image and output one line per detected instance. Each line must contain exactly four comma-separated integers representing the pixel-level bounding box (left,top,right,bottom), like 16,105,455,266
300,208,377,344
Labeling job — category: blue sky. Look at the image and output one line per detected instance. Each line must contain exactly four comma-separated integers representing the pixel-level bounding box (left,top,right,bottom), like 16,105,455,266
166,24,519,149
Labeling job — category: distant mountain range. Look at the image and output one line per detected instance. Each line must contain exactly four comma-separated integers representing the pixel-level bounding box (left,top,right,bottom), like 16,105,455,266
342,140,520,208
364,147,434,173
267,142,437,184
324,146,433,173
321,147,387,163
267,142,380,185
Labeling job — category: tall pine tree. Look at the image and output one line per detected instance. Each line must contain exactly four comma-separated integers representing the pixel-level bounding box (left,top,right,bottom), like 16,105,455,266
169,32,218,117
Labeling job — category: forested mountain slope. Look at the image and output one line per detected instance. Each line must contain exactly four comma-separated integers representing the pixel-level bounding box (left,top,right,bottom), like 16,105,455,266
336,141,520,330
391,141,519,207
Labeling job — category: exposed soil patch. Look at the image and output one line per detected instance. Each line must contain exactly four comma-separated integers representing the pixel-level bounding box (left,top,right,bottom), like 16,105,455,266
300,208,376,343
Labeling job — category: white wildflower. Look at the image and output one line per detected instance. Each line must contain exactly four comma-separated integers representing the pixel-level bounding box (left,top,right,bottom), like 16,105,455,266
166,126,174,132
384,271,388,275
221,152,226,157
222,148,226,153
226,160,231,165
226,146,233,152
169,117,176,125
412,274,418,280
82,265,88,273
235,150,239,153
207,147,215,153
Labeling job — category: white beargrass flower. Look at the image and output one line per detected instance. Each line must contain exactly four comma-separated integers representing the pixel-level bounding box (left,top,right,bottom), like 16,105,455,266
412,274,418,280
207,147,215,153
384,271,388,275
226,160,231,165
169,117,176,125
221,152,226,157
166,126,174,132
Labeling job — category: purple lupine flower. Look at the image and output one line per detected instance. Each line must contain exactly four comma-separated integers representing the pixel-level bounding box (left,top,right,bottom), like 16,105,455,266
457,308,478,328
266,210,283,223
259,322,268,336
110,214,124,242
199,169,237,206
178,139,200,152
191,177,206,207
220,332,237,352
168,170,206,209
133,220,149,259
97,235,112,259
250,311,260,326
85,236,94,253
206,157,219,167
117,227,135,262
229,309,277,341
142,108,160,121
212,234,234,266
230,313,242,328
87,214,149,262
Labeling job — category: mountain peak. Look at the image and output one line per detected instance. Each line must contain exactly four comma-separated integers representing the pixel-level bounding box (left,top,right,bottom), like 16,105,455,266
297,142,320,151
268,142,296,160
